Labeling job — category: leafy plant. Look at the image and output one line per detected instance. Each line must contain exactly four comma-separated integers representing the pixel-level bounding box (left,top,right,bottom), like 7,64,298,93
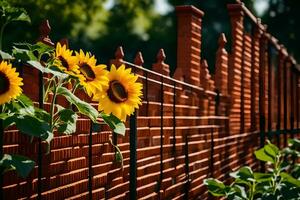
204,139,300,200
0,1,143,178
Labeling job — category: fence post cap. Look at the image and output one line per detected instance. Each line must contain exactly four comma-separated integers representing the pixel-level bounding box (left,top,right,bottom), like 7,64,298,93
175,5,204,17
152,48,169,76
134,51,144,66
156,49,166,63
115,46,124,60
37,19,54,46
227,3,244,16
218,33,227,46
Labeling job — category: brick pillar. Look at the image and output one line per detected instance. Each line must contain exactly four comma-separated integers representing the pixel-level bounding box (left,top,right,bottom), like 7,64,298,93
215,33,228,96
174,5,204,86
227,3,244,134
251,25,262,131
243,33,252,131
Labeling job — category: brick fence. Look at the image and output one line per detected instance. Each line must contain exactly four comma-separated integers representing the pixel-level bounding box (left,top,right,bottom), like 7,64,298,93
2,2,300,200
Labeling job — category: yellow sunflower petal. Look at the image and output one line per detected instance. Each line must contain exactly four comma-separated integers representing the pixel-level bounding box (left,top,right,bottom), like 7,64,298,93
96,64,143,122
0,61,23,105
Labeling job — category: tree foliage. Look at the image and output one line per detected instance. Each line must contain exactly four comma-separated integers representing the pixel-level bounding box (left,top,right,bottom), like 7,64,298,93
262,0,300,61
9,0,297,75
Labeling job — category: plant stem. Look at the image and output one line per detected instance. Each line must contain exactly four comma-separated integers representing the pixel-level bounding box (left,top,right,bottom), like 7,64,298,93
44,77,55,102
71,81,80,94
49,84,58,131
0,105,3,200
249,182,255,200
271,157,281,195
0,22,8,51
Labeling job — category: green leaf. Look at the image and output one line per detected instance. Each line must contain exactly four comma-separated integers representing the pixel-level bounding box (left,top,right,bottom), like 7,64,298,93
291,164,300,179
230,166,255,182
0,154,35,178
56,109,78,134
0,112,13,120
34,108,51,124
254,172,273,183
0,1,31,24
100,112,126,136
7,114,53,143
17,94,34,107
280,172,300,187
232,185,247,199
57,87,98,122
12,47,36,61
289,138,300,149
8,9,30,23
264,142,279,159
204,178,227,197
0,50,13,60
32,42,54,55
27,61,68,79
280,183,300,200
254,148,275,163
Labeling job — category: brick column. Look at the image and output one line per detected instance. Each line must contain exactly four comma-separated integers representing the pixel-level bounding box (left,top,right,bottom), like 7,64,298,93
215,33,228,96
251,25,262,131
227,3,244,134
174,5,204,86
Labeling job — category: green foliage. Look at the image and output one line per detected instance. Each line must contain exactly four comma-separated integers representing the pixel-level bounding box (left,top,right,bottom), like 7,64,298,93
56,87,98,122
55,108,78,134
3,95,52,142
101,112,126,136
0,0,30,50
0,1,128,178
204,139,300,200
203,179,228,196
0,0,30,24
0,154,35,178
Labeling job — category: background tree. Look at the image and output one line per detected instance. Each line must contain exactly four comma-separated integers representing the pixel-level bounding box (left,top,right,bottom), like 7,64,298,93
6,0,298,75
262,0,300,60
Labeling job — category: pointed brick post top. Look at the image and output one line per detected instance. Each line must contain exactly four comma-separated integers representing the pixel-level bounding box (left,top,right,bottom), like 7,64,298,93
175,5,204,17
115,46,124,60
134,51,144,76
110,46,125,67
37,19,54,46
134,51,144,66
227,2,244,16
152,48,169,76
200,59,210,90
156,49,166,64
218,33,227,48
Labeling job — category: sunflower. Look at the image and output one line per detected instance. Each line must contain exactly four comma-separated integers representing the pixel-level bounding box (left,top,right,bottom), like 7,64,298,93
0,61,23,105
94,64,143,121
53,43,79,75
75,50,109,97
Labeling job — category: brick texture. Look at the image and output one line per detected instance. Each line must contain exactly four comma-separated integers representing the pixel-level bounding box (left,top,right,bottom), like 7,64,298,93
2,3,299,200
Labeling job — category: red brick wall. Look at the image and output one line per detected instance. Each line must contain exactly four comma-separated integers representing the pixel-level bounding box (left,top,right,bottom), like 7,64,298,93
2,3,299,200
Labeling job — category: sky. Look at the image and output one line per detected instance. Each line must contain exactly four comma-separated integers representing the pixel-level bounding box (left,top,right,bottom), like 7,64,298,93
104,0,269,16
104,0,173,15
254,0,269,16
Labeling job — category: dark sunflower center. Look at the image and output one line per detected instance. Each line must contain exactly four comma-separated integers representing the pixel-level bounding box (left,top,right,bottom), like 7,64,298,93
107,80,128,103
0,71,10,95
58,56,69,69
79,63,96,81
